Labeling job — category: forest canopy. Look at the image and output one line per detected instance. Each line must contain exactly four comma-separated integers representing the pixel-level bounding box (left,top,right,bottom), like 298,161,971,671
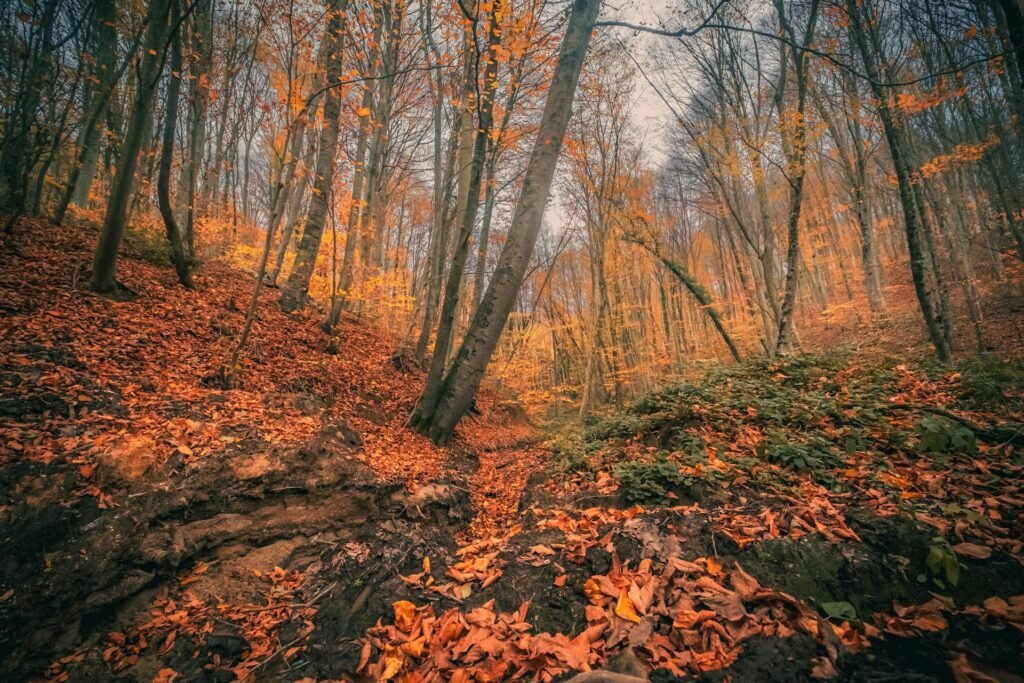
3,0,1024,438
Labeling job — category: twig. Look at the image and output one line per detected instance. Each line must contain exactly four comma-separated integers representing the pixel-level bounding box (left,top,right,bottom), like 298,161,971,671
239,634,304,682
236,581,337,613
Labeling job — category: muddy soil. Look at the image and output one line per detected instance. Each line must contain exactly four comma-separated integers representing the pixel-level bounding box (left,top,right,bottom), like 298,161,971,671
0,420,470,681
3,435,1022,681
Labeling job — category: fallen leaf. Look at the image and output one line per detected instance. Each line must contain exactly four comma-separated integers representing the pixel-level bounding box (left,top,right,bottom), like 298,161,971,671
381,644,403,679
393,600,418,633
615,588,642,623
952,542,992,560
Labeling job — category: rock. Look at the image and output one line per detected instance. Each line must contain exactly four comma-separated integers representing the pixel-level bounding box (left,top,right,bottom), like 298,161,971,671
95,432,160,482
206,632,249,659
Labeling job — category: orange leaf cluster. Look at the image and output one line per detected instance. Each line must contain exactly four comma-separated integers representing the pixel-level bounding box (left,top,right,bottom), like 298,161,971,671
580,555,838,677
356,599,599,681
534,505,645,562
403,538,508,603
714,480,861,548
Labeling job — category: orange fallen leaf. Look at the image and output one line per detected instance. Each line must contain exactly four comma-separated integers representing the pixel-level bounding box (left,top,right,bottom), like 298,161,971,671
392,600,418,633
583,578,603,602
153,668,179,683
615,588,642,623
381,644,403,679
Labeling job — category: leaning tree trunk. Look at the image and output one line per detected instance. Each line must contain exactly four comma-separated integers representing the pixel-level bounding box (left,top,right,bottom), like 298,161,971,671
88,0,172,294
414,0,602,444
847,0,951,361
411,0,507,429
277,0,350,312
632,239,743,363
156,0,194,288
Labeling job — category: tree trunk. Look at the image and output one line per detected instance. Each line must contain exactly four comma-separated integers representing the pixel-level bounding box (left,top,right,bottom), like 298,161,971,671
847,0,951,361
324,14,384,327
772,0,819,355
156,0,194,288
414,0,602,443
412,0,507,428
278,0,350,312
88,0,172,294
54,0,120,223
638,240,742,363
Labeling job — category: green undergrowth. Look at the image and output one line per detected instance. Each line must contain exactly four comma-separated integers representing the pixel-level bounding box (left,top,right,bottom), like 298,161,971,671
546,349,1024,504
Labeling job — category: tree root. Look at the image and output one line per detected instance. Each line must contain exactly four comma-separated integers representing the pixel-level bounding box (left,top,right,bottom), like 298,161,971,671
886,403,1024,447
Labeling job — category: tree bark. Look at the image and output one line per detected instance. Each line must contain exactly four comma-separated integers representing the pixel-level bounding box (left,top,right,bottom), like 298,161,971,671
278,0,350,312
156,0,195,288
414,0,602,443
412,0,506,428
772,0,819,355
54,0,119,223
88,0,172,294
179,0,213,261
847,0,951,361
632,238,743,363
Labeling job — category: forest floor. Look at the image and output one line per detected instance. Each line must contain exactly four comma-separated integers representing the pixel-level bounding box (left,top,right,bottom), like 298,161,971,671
1,220,1023,683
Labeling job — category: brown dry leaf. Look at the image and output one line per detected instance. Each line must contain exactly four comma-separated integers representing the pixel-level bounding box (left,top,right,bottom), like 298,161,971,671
980,595,1024,622
810,656,838,679
553,574,567,587
400,636,426,657
152,669,179,683
583,578,603,603
952,542,992,560
699,589,747,621
729,563,761,599
948,652,1015,683
673,608,716,629
912,612,948,632
705,556,724,577
627,579,656,615
615,588,642,623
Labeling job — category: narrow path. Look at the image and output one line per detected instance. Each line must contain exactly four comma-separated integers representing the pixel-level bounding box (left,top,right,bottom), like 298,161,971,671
465,443,547,538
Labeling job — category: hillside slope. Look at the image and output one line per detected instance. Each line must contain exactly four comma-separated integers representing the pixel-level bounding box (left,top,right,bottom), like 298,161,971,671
0,220,534,680
1,222,1022,682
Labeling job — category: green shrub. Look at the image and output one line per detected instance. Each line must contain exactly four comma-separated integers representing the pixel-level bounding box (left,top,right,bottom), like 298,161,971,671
956,356,1024,410
614,456,684,504
584,413,650,441
919,537,961,591
760,427,841,473
547,428,591,473
122,225,171,265
916,416,977,455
